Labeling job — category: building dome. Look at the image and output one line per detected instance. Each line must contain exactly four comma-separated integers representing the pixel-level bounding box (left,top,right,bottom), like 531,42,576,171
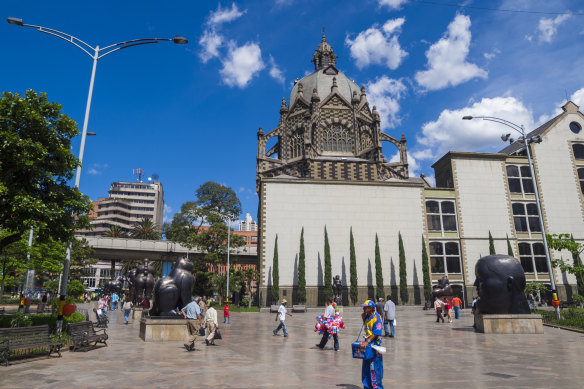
289,69,359,108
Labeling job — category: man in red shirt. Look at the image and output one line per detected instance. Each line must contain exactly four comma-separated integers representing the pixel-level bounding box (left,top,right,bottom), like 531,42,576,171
223,302,231,324
451,296,462,319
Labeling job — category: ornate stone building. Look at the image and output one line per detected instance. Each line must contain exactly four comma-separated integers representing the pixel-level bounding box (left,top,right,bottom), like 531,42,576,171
257,34,409,185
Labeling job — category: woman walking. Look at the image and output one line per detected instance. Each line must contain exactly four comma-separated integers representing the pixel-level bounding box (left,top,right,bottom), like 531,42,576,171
122,299,133,324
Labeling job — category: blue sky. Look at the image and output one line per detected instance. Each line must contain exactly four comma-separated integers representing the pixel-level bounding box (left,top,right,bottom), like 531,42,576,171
2,1,583,226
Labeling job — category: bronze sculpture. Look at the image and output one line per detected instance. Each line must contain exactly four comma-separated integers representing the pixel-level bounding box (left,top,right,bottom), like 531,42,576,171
432,276,453,299
103,277,123,295
473,254,530,315
127,261,155,304
333,275,343,305
149,257,195,316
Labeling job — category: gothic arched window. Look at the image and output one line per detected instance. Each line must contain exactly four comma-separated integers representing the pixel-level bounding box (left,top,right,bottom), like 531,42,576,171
323,125,352,152
361,127,373,150
289,130,304,159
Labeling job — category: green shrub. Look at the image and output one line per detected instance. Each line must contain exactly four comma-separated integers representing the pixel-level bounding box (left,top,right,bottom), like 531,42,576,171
1,312,86,330
10,311,33,327
241,297,250,307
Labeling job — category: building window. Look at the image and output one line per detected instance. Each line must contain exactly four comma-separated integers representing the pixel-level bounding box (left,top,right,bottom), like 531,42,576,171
518,242,548,274
570,121,582,134
573,144,584,160
100,268,111,279
429,242,461,274
81,278,96,288
323,126,352,152
506,165,534,194
578,168,584,194
289,130,304,158
426,200,457,232
251,236,258,242
512,203,541,233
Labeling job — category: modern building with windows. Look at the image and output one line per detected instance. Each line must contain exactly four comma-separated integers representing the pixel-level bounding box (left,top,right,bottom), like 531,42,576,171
239,213,258,232
255,35,583,306
81,180,164,236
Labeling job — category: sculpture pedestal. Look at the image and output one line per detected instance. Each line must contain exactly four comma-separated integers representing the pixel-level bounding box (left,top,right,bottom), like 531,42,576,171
475,314,543,334
139,317,188,341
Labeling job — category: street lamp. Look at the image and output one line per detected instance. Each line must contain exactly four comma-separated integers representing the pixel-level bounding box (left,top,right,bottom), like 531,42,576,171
8,17,188,330
462,115,560,318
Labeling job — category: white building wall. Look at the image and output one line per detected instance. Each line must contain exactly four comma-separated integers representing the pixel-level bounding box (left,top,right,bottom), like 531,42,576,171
262,181,425,288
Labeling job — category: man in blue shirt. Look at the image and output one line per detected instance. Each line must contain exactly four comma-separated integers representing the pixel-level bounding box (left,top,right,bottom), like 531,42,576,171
360,300,384,389
111,292,119,310
181,296,203,351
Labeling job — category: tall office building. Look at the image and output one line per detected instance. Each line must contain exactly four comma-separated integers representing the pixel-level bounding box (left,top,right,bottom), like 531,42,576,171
239,213,258,232
83,180,164,236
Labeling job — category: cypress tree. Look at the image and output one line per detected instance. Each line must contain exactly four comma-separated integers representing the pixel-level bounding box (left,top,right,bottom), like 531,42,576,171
349,227,359,305
421,236,432,303
271,235,279,303
399,232,408,304
324,226,333,298
489,231,496,255
297,227,306,304
571,235,584,295
506,234,514,257
374,233,384,300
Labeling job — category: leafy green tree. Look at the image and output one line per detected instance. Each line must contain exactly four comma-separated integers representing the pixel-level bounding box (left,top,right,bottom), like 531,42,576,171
131,218,161,240
506,234,514,257
399,232,408,304
272,235,279,303
374,234,384,300
67,280,85,298
324,226,332,298
102,225,128,238
242,267,259,308
0,90,91,261
421,237,432,303
489,231,496,255
0,231,29,299
349,227,358,305
297,227,306,304
546,233,584,295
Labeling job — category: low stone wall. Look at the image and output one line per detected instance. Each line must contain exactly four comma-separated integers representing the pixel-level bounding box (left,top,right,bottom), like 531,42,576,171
139,317,189,342
475,314,544,334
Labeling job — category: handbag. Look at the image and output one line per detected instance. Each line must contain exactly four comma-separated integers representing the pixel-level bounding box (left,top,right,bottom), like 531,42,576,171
198,327,205,336
214,328,222,340
351,323,375,360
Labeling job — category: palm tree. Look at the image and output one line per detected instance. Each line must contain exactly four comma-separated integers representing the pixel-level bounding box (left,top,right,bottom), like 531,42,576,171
131,218,161,240
102,225,128,238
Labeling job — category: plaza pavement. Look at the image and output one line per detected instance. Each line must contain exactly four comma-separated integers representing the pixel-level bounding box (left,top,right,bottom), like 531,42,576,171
1,304,583,388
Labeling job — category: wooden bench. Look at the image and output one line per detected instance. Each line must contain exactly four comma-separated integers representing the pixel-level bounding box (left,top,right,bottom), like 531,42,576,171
68,321,108,352
292,305,306,313
93,308,109,328
0,325,62,366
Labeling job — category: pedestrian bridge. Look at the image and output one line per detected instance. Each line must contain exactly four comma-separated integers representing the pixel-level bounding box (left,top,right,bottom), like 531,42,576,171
78,236,257,262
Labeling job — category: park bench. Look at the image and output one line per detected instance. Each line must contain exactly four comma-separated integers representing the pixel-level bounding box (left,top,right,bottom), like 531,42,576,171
292,305,306,313
0,308,5,314
270,305,279,313
93,308,108,328
0,325,62,366
67,321,108,352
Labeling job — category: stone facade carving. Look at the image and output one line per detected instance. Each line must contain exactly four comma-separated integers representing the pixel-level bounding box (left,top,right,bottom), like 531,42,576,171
257,34,408,189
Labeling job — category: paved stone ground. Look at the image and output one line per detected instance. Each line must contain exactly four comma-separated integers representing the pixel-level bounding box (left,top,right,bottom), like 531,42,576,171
1,304,583,388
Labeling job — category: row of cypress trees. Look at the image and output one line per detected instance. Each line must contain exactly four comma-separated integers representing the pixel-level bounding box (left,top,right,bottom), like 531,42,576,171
271,227,434,305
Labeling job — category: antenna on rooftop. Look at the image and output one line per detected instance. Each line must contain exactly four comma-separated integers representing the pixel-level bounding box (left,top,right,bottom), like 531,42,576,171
133,168,145,182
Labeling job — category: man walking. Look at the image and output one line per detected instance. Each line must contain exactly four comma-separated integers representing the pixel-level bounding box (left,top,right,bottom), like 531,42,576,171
360,300,384,389
383,295,396,337
451,295,462,319
434,297,444,323
111,292,119,310
203,301,219,345
182,296,203,351
316,298,339,350
273,299,292,337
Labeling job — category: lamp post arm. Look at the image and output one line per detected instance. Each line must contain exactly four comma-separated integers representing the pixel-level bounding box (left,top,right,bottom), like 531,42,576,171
21,23,96,58
98,38,173,60
474,116,525,136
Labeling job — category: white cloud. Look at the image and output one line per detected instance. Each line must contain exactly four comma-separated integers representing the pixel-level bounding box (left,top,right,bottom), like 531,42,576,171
365,76,407,130
417,96,535,159
208,3,245,26
538,13,571,43
268,55,285,84
415,14,487,91
87,168,100,175
220,42,265,88
411,148,434,160
536,86,584,125
164,204,173,214
346,18,407,70
377,0,408,9
483,48,501,61
199,29,224,63
571,87,584,108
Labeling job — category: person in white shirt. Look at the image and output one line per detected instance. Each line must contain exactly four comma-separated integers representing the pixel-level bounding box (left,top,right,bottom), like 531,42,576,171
316,298,339,350
273,299,293,337
383,295,396,337
203,301,219,345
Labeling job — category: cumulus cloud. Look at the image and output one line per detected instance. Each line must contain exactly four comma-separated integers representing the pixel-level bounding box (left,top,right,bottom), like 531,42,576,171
538,13,571,43
378,0,408,9
220,42,265,88
87,168,100,175
199,29,224,63
416,96,535,159
208,3,246,26
365,76,407,130
536,86,584,125
415,14,487,91
198,3,246,63
268,55,285,84
346,18,407,70
483,48,501,61
571,87,584,108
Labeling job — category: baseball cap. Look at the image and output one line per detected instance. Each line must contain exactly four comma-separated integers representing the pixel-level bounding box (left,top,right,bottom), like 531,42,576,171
361,300,375,308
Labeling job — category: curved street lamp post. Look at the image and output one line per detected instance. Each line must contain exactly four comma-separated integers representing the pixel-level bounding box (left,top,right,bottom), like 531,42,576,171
462,115,560,318
7,17,188,330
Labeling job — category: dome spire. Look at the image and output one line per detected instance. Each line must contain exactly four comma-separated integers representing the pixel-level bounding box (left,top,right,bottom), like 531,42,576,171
311,30,338,71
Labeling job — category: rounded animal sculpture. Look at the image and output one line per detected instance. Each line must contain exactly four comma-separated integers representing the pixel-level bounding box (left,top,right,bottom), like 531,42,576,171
432,276,453,298
103,277,123,295
149,257,195,316
129,261,155,303
474,254,530,314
